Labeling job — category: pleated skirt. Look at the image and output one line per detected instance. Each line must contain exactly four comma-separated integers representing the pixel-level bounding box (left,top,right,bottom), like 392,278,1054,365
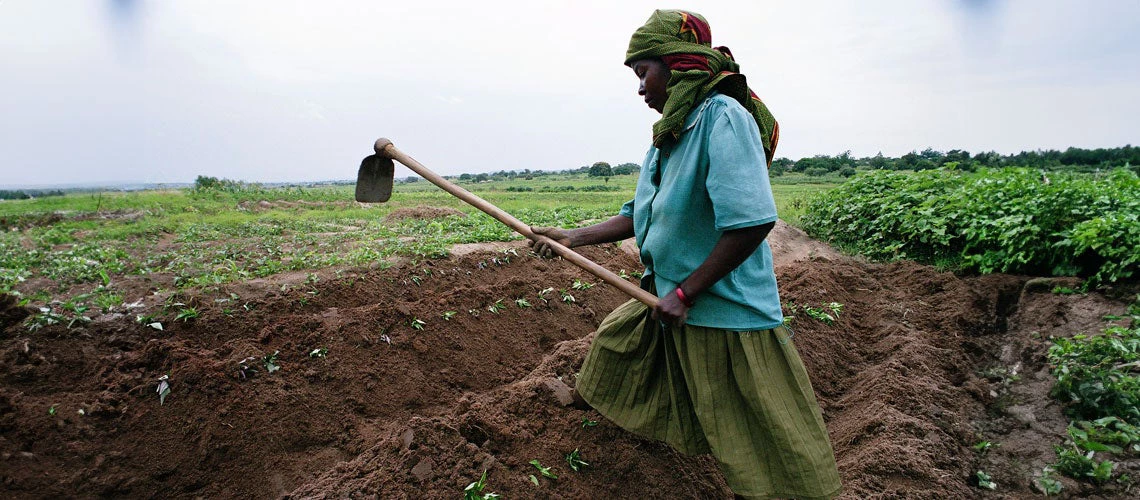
577,298,842,499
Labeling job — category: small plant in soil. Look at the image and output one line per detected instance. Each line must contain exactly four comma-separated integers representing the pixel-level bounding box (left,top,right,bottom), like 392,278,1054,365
1053,445,1114,483
515,298,531,308
48,405,56,416
529,459,558,480
560,290,575,303
572,279,594,290
441,311,456,321
974,470,997,490
156,374,171,405
263,351,281,373
174,307,200,322
136,314,163,330
487,299,505,314
565,448,589,472
309,347,328,358
410,318,426,330
973,440,998,455
1036,468,1063,495
581,417,598,428
463,469,499,500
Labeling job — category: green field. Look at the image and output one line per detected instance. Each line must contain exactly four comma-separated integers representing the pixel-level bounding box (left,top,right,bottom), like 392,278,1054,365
0,174,835,314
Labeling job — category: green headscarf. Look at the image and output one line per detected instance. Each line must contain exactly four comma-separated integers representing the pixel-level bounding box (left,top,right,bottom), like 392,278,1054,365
626,9,779,165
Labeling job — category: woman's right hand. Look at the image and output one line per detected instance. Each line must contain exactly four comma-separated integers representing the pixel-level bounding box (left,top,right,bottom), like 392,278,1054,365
529,226,572,258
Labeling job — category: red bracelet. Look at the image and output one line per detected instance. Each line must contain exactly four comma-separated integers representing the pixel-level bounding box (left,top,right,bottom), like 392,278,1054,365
674,287,695,307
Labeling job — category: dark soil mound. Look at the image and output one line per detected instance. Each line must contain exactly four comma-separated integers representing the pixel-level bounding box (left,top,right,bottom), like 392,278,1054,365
0,222,1133,498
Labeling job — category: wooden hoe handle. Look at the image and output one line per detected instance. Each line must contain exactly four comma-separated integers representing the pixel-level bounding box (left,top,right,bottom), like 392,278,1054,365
374,138,659,308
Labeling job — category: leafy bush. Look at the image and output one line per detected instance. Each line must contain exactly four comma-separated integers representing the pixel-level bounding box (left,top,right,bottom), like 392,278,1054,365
1048,324,1140,425
802,167,1140,285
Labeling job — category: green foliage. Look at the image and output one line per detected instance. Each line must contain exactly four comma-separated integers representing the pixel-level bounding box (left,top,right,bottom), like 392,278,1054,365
1047,323,1140,425
1053,445,1115,482
565,448,589,472
974,470,997,490
803,167,1140,285
529,459,558,480
463,470,500,500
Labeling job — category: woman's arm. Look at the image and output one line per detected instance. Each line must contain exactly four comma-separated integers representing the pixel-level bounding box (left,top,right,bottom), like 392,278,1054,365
654,221,775,324
528,215,635,257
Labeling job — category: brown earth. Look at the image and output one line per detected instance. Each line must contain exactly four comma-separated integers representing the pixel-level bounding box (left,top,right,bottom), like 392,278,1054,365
1,220,1134,498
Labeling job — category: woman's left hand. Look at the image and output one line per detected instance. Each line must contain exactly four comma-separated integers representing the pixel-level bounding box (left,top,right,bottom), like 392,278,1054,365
653,290,690,326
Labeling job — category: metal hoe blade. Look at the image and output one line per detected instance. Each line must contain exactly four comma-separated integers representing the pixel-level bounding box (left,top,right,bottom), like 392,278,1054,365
355,154,394,203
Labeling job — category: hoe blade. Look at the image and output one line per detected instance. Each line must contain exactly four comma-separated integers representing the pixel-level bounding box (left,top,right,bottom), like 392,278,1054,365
355,154,394,203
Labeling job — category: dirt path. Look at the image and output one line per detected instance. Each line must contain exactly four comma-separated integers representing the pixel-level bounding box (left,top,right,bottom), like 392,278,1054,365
0,220,1133,498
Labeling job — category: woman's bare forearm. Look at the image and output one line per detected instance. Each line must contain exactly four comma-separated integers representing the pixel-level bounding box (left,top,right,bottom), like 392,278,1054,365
566,215,634,247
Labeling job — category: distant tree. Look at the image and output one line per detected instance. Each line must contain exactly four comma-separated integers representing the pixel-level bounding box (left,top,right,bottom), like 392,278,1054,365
404,176,419,183
588,162,613,177
459,173,473,181
475,173,490,182
869,152,889,170
838,166,857,177
612,162,640,175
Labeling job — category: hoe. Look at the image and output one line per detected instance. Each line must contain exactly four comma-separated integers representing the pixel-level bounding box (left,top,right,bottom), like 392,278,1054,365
356,138,658,308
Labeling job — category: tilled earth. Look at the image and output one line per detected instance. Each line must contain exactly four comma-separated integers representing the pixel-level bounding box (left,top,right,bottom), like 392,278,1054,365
1,221,1134,498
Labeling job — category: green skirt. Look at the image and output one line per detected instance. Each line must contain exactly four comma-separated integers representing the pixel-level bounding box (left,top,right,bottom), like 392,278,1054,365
577,299,842,499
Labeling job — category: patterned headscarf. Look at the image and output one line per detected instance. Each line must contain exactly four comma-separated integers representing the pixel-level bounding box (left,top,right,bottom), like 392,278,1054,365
626,9,779,165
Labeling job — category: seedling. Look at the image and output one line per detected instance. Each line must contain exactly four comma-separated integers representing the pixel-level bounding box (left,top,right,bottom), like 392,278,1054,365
529,459,558,480
515,298,531,308
528,475,539,486
156,374,171,405
581,417,598,428
174,307,200,322
487,299,505,314
463,469,500,500
560,290,575,303
263,351,281,373
309,347,328,358
48,405,56,416
565,448,589,472
410,275,422,286
411,318,426,330
537,287,553,304
975,470,997,490
973,440,998,455
1037,468,1063,495
802,306,835,325
442,311,457,321
572,279,594,290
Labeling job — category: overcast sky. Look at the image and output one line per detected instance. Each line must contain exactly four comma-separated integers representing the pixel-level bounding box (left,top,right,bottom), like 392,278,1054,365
1,0,1138,187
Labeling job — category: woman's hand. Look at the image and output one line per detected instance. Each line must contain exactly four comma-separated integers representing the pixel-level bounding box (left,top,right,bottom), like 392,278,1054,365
529,226,572,258
653,289,690,326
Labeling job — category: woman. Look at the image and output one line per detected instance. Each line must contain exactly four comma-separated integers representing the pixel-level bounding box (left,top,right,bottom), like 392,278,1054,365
529,9,841,499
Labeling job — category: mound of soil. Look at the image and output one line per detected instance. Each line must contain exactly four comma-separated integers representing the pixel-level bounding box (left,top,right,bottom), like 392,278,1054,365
384,206,467,222
0,221,1133,498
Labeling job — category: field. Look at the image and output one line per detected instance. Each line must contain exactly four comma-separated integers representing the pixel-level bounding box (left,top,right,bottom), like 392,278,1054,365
1,171,1137,498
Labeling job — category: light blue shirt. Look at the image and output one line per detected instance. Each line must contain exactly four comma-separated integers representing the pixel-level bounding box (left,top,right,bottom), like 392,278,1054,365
620,92,783,330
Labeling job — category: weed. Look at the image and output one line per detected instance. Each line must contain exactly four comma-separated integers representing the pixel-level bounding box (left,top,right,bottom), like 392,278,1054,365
565,448,589,472
463,469,500,500
529,459,558,480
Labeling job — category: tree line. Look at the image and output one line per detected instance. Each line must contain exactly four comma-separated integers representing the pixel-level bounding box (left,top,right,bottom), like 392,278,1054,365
0,189,66,200
771,145,1140,177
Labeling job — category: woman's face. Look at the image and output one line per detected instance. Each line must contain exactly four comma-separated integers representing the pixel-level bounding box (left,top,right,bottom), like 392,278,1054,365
631,59,669,114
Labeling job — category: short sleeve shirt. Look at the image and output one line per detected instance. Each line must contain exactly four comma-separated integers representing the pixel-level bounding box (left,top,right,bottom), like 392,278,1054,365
619,92,783,330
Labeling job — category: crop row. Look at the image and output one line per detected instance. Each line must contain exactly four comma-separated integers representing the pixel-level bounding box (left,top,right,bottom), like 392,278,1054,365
802,167,1140,286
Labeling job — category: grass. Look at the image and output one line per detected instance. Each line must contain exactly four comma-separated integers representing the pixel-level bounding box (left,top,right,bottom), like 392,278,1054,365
0,173,834,318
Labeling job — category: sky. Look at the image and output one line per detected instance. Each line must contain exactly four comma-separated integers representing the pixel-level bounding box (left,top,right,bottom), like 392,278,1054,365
1,0,1138,187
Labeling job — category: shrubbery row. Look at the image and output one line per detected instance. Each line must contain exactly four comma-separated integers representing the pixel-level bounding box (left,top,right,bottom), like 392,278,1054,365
802,167,1140,286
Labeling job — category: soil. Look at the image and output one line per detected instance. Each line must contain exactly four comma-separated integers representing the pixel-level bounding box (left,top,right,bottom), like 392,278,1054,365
1,220,1135,498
